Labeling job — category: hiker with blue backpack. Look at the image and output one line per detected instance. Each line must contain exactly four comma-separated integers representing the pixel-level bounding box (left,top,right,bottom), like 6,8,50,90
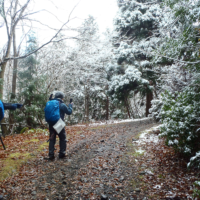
44,91,73,160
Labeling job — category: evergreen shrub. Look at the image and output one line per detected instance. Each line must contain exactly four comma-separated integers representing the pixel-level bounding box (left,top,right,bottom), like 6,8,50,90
159,80,200,157
193,181,200,199
149,99,163,122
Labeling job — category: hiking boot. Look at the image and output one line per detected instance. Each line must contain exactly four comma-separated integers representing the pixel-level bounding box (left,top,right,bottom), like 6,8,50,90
45,156,55,160
59,154,67,159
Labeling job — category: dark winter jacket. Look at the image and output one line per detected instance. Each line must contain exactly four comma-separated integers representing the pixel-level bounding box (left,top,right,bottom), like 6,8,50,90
49,98,73,121
3,103,19,110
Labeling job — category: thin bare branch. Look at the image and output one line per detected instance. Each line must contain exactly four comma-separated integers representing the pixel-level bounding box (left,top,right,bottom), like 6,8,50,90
2,0,10,40
21,18,63,31
2,30,78,63
68,0,81,21
13,0,31,27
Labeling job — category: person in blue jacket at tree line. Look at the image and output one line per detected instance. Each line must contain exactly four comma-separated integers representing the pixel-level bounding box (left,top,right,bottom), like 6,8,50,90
48,91,73,160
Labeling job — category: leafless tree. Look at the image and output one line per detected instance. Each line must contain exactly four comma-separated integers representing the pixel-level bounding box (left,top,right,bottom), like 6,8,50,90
0,0,78,98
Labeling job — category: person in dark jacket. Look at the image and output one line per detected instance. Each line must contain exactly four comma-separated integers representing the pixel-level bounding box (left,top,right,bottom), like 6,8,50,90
48,91,73,160
3,103,23,110
0,102,23,150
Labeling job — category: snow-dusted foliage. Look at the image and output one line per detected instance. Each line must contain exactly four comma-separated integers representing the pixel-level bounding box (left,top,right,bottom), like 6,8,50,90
188,151,200,169
153,0,200,66
65,17,114,123
107,64,149,100
115,0,162,38
35,16,115,123
153,0,200,164
105,63,151,118
114,0,162,66
37,34,70,93
159,75,200,156
149,63,193,121
149,99,163,121
109,0,163,117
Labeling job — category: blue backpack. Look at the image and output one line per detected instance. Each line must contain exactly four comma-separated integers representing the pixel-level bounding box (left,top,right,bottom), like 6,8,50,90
0,100,4,121
44,100,60,124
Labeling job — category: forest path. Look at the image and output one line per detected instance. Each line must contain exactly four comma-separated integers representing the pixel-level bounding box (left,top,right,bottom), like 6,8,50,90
4,118,157,200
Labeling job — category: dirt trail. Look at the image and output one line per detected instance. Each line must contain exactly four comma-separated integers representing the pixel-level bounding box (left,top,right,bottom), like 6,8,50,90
5,119,157,200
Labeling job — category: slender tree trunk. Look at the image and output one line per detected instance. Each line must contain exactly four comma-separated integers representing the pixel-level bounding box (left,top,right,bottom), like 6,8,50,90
0,30,14,98
84,85,89,123
0,36,13,135
12,29,18,96
84,85,86,122
86,92,89,122
124,96,131,118
106,95,109,120
146,91,153,117
0,61,11,136
9,29,18,132
127,98,135,118
0,62,7,99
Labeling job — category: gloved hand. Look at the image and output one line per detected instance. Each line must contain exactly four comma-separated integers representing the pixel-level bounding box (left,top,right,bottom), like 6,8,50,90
49,94,53,100
69,103,73,108
15,103,23,109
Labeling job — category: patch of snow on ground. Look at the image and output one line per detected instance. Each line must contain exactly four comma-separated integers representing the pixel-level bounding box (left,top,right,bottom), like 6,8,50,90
145,169,154,175
153,185,162,189
132,125,161,155
165,191,177,198
133,125,161,145
135,147,145,154
71,125,86,127
72,117,152,127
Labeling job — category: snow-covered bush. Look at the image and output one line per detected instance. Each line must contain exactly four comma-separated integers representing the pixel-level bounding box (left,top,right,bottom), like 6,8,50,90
152,0,200,168
108,65,149,100
159,78,200,156
192,181,200,199
111,109,127,119
188,151,200,169
149,99,163,122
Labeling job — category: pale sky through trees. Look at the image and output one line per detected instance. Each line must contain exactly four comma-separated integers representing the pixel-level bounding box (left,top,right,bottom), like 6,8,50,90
33,0,118,42
0,0,118,47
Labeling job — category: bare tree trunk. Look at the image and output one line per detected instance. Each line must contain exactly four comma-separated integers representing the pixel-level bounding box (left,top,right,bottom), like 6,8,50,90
127,98,134,118
124,96,131,118
86,90,89,122
84,85,89,123
9,29,18,132
0,0,18,98
106,95,109,120
146,91,153,117
12,29,18,96
0,63,7,99
84,85,86,122
133,93,141,118
0,62,9,135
